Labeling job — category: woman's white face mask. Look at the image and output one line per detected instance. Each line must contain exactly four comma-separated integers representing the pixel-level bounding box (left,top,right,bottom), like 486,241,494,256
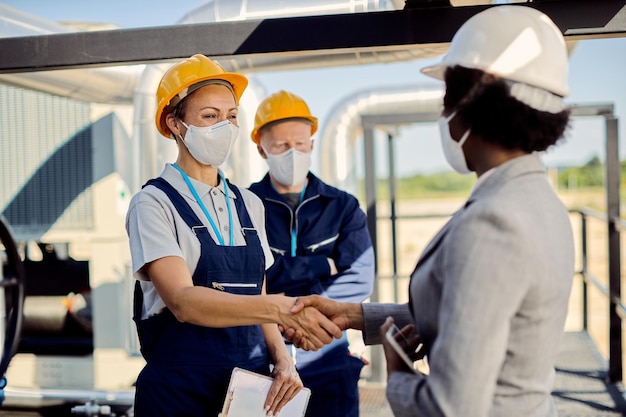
179,120,238,167
438,111,472,175
263,146,311,187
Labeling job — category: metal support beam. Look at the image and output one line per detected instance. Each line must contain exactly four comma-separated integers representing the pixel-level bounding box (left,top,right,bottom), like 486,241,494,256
0,1,625,73
362,121,386,384
581,213,589,331
387,132,400,304
605,115,622,382
361,112,442,383
361,111,441,304
363,124,378,293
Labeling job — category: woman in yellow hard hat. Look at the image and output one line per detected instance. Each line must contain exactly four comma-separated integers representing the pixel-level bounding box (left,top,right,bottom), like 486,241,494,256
125,54,341,417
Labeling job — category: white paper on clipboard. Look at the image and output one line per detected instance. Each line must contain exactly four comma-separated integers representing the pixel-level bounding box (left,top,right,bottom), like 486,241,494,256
219,367,311,417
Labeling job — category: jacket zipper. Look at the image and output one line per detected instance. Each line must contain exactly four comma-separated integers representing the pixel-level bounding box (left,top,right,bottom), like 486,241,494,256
306,234,339,252
266,195,321,256
270,246,286,256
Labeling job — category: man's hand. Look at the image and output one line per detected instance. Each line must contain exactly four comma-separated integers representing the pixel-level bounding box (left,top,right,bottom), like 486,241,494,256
327,258,338,276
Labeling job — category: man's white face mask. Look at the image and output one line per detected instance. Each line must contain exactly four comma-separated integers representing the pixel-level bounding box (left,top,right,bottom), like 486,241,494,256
179,120,238,167
438,111,472,175
263,146,311,187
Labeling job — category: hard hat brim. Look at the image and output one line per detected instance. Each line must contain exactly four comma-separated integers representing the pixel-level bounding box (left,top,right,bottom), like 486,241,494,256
420,64,446,81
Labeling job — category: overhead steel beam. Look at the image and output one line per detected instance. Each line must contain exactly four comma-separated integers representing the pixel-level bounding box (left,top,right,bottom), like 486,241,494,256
0,0,625,73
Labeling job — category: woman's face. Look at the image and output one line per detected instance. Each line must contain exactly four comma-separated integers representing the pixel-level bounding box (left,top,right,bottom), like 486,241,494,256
180,84,239,128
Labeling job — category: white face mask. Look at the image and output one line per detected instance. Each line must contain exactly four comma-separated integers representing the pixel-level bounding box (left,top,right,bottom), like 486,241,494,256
179,120,238,167
263,147,311,187
438,112,472,175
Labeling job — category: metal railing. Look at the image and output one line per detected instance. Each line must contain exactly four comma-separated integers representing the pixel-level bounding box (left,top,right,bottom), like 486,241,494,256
574,208,626,382
373,208,625,381
363,104,622,383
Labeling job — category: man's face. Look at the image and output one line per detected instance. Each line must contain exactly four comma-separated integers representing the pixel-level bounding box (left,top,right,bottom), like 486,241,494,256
259,120,313,157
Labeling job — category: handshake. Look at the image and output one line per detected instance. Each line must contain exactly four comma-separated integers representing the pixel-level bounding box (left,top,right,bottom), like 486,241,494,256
275,295,363,351
275,294,425,377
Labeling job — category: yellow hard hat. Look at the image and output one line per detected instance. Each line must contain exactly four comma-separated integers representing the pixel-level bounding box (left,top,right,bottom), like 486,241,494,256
251,90,318,144
155,54,248,138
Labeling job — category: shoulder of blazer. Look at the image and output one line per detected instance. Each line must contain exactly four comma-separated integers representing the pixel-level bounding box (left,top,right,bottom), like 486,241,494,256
468,154,546,204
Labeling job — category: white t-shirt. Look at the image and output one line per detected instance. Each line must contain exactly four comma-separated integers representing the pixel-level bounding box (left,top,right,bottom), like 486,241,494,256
126,164,274,319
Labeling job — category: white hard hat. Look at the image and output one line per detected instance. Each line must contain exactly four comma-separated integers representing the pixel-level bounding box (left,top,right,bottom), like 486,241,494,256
421,6,568,113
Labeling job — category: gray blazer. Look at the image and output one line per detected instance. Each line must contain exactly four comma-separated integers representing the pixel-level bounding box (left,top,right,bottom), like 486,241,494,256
362,154,574,417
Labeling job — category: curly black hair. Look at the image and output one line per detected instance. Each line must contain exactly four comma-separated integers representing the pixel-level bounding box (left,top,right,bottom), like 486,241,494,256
443,66,570,153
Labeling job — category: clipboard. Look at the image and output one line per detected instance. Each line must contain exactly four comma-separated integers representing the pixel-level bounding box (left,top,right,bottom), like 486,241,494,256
220,367,311,417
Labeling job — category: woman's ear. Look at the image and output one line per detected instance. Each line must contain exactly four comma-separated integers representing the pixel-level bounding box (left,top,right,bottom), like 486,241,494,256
165,113,182,139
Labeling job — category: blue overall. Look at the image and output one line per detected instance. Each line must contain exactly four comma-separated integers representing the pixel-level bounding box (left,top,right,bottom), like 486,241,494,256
133,177,269,417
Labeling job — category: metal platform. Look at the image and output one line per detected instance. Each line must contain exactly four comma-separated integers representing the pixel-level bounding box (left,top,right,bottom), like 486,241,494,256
553,331,626,416
1,331,624,416
359,331,626,417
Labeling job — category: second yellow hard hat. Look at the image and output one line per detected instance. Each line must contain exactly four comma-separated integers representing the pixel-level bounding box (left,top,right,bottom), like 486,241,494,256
251,90,318,144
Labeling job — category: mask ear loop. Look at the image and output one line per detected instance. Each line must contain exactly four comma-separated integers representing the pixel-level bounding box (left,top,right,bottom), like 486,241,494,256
175,116,187,142
457,128,471,147
445,111,471,146
445,111,457,123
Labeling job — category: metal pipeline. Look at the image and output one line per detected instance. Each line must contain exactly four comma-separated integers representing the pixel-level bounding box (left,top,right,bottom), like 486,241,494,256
1,386,134,408
0,4,142,105
318,85,445,190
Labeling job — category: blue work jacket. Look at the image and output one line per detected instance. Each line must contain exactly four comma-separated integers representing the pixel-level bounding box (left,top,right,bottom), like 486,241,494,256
249,172,375,365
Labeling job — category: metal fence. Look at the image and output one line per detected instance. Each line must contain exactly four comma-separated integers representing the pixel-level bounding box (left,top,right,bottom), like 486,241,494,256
575,208,626,382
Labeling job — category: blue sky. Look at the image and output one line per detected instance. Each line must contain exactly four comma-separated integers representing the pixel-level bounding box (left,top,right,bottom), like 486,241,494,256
3,0,625,176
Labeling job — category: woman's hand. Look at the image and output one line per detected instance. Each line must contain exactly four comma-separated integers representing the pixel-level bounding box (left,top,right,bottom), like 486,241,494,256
380,317,423,379
264,357,303,416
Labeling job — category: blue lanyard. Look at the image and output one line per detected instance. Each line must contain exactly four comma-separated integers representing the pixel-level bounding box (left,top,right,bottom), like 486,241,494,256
172,163,234,246
290,184,307,257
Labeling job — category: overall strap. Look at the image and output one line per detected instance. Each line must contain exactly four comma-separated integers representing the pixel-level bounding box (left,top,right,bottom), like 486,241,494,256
226,179,258,240
134,178,210,320
145,177,260,248
144,177,205,232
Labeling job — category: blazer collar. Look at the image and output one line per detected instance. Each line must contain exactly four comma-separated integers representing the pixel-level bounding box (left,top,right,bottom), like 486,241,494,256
413,153,545,269
467,153,546,205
